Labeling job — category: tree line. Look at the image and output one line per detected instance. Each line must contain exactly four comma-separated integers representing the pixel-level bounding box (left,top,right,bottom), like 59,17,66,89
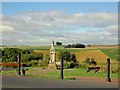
65,43,85,48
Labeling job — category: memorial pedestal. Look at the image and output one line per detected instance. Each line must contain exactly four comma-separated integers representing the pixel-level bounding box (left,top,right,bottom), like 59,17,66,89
48,63,56,69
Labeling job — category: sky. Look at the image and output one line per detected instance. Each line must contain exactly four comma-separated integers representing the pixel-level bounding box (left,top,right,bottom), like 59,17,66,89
1,2,118,45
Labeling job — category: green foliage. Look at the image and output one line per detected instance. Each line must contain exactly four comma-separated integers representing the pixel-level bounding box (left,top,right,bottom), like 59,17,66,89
65,43,85,48
21,54,31,62
27,59,49,67
0,49,2,58
63,61,71,68
28,60,39,67
79,64,88,69
59,51,70,62
43,54,50,61
2,48,44,63
84,57,97,66
59,51,77,62
31,52,43,60
38,60,49,68
58,51,78,68
56,42,62,45
2,48,23,62
70,53,77,63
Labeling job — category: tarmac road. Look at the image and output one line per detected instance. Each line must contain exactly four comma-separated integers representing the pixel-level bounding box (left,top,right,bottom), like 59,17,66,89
2,75,118,88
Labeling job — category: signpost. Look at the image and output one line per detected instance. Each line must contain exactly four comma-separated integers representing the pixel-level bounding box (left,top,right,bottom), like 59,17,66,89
17,54,21,75
106,58,111,82
60,56,64,79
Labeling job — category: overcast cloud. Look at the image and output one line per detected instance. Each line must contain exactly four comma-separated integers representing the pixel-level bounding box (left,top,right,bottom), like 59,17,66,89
1,11,118,45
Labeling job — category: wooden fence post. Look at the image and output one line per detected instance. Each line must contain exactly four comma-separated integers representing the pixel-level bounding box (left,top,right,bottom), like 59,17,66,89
106,58,111,82
17,54,21,75
60,56,64,79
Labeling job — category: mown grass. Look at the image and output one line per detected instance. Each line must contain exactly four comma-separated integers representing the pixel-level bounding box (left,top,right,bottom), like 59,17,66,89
100,48,119,61
2,70,16,75
2,67,119,80
45,68,119,79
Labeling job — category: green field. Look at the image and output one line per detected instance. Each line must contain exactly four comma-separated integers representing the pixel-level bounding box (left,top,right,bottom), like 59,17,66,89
99,48,119,61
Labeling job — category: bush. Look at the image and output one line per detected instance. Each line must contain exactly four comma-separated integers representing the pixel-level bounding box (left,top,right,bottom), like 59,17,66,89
69,61,79,68
79,64,88,69
63,61,71,69
2,48,44,63
38,60,49,68
84,57,97,66
27,60,39,67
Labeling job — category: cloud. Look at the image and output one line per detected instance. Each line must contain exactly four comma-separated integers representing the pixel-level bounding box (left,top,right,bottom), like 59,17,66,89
1,25,16,33
105,25,118,33
2,11,118,45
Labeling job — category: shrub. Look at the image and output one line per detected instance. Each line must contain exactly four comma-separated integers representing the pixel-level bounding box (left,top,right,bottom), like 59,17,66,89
2,48,44,63
84,57,97,66
63,61,71,69
79,64,88,69
56,61,79,69
28,60,39,67
38,60,49,68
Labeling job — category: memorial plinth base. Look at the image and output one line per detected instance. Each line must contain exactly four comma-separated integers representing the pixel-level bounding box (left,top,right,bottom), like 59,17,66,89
48,63,56,69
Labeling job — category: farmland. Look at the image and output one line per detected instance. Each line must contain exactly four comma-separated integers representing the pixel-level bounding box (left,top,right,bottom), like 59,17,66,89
1,45,119,63
1,45,119,80
99,48,119,61
32,46,119,64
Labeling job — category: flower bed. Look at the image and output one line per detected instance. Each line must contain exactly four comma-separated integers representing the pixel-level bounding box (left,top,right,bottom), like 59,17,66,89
1,62,27,67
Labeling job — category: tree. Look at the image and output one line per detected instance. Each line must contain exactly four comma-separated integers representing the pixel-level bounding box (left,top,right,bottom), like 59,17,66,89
58,51,78,68
59,51,70,62
59,51,77,63
56,42,62,45
70,53,77,63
